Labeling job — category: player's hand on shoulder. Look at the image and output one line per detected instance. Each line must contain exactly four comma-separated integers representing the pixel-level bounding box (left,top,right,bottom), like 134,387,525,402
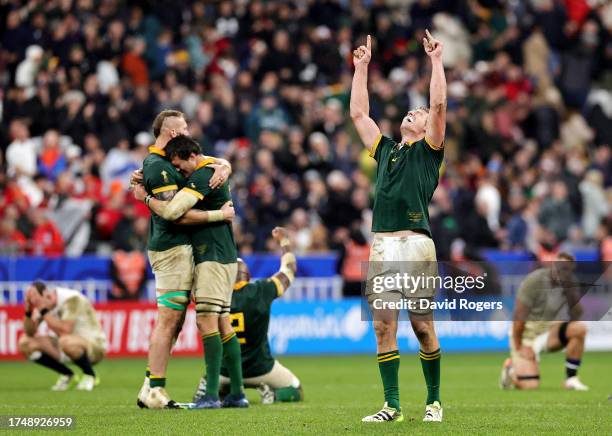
221,200,235,222
423,29,443,58
132,183,147,201
208,164,229,189
353,34,372,66
130,168,143,188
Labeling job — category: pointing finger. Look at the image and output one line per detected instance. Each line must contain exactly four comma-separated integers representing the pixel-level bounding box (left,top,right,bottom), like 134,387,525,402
425,29,433,41
366,34,371,50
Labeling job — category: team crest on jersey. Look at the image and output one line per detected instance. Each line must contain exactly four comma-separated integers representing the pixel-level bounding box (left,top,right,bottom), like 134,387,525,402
161,170,169,183
195,243,207,256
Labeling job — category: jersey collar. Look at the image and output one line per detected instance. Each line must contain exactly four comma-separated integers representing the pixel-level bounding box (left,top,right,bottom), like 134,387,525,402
148,146,166,156
233,281,249,291
195,156,216,171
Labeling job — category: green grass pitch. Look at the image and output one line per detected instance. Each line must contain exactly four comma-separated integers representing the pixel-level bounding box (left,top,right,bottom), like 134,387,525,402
2,352,611,435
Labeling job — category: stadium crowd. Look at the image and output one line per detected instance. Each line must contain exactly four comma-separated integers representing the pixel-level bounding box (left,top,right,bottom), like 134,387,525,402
1,0,611,270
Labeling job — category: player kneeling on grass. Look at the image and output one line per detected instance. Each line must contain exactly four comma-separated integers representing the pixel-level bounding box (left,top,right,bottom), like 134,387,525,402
18,281,107,391
500,252,589,391
192,227,303,404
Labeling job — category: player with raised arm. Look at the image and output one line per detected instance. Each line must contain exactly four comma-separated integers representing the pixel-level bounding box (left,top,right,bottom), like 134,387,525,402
133,135,246,409
351,32,446,423
18,281,106,391
500,252,589,391
136,110,233,409
191,227,302,405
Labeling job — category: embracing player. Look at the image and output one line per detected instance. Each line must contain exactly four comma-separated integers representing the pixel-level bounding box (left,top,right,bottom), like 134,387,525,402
19,281,106,391
500,252,589,391
136,110,233,409
350,32,446,423
192,227,302,404
134,135,246,409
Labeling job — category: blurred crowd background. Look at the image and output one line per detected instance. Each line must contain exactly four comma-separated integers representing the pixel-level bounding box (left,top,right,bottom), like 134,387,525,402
1,0,611,281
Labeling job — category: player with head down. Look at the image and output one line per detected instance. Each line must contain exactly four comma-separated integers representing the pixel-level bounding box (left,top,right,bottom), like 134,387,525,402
350,31,447,423
191,227,303,404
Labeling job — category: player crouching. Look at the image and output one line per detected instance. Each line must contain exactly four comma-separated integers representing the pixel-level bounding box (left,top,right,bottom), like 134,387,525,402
18,281,107,391
192,227,303,404
500,253,589,391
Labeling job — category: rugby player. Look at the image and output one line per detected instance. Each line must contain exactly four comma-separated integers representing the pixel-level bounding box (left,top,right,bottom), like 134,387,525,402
350,31,446,423
18,281,106,391
500,252,589,391
136,110,233,409
133,135,246,409
192,226,302,404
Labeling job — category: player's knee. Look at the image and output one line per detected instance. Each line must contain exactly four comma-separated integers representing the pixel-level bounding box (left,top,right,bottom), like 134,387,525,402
412,321,434,344
58,335,83,356
568,321,587,339
156,291,190,312
516,379,540,390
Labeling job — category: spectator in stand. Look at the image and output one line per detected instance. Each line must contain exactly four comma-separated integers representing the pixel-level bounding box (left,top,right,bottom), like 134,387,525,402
29,208,64,256
0,0,609,270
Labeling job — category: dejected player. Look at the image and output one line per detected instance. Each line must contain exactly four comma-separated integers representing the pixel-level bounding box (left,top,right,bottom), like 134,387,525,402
192,227,302,405
500,252,589,391
350,31,447,423
18,281,107,391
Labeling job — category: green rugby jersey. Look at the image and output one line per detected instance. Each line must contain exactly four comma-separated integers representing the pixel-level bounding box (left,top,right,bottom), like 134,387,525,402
370,135,444,237
221,278,284,378
184,159,237,265
143,147,190,251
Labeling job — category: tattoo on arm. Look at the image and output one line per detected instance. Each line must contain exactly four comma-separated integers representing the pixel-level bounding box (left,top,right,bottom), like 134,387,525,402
155,190,177,201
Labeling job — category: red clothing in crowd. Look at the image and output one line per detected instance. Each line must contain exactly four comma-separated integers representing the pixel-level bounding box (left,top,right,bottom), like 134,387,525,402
31,221,64,256
121,52,149,86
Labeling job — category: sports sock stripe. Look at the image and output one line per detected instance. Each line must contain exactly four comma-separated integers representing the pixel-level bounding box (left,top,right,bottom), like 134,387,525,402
201,331,221,340
221,332,236,343
419,348,441,356
378,355,400,363
377,350,399,359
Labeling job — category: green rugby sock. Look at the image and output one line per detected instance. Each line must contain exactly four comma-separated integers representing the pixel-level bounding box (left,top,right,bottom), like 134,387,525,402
420,348,441,404
274,386,302,402
203,331,223,399
378,350,400,410
222,332,243,396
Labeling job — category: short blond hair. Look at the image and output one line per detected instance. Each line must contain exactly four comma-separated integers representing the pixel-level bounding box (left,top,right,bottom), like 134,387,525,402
152,110,184,138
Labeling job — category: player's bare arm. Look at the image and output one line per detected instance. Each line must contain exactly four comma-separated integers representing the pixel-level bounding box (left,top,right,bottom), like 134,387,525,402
512,299,535,360
30,295,75,337
350,35,381,152
23,289,39,336
423,29,446,149
132,183,234,224
269,226,297,295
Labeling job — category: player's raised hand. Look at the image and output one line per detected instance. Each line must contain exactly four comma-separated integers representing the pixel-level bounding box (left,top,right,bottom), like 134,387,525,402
423,29,443,59
132,183,147,201
208,164,230,189
221,200,235,222
353,35,372,66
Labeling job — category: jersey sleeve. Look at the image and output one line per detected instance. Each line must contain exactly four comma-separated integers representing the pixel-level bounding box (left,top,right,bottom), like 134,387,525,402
422,138,444,166
257,278,283,305
183,169,213,201
145,160,181,195
369,135,394,162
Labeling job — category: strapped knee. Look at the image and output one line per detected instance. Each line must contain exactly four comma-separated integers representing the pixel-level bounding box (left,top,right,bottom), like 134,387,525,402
157,290,190,311
195,298,224,317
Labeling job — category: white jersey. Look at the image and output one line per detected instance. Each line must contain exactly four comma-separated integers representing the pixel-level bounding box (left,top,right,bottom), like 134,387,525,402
49,287,106,348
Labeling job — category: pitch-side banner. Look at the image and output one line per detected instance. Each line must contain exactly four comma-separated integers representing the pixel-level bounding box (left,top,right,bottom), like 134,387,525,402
1,300,610,360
